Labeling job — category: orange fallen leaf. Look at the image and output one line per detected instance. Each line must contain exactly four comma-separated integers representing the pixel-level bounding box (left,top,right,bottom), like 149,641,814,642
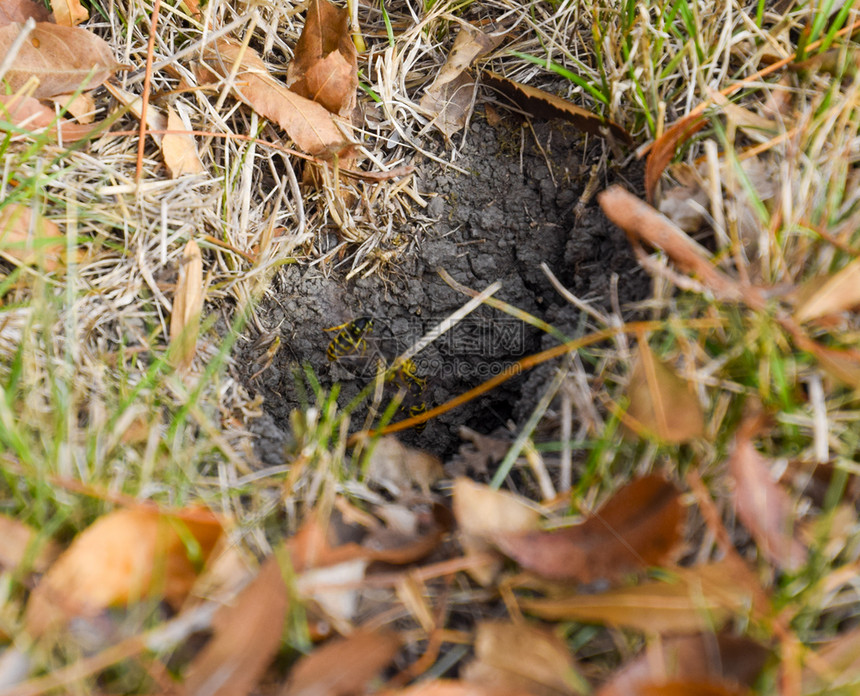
598,185,757,305
0,514,59,574
49,0,87,26
0,22,120,98
185,556,288,696
452,477,541,585
25,506,223,637
636,682,750,696
727,419,808,571
0,0,53,24
624,344,704,444
163,105,205,177
521,562,756,633
464,621,586,696
169,238,204,370
50,90,96,123
0,93,97,142
795,256,860,323
282,628,400,696
483,71,632,144
200,38,352,157
286,0,358,116
0,202,65,271
493,475,685,583
381,681,534,696
597,633,769,696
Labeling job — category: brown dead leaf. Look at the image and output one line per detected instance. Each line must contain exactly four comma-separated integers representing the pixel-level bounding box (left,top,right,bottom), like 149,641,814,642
483,71,632,145
624,345,704,444
25,506,223,637
0,93,97,142
0,0,53,24
185,556,288,696
727,422,808,571
282,629,400,696
49,0,87,26
51,90,95,123
382,681,535,696
597,633,768,696
169,238,204,370
802,626,860,693
0,202,65,271
452,477,541,585
420,25,503,138
637,682,751,696
201,38,351,156
795,256,860,323
366,436,444,496
598,185,761,306
0,514,59,574
0,22,120,99
645,114,707,203
792,331,860,390
493,475,685,583
521,562,756,633
285,0,358,116
163,106,205,177
463,621,586,696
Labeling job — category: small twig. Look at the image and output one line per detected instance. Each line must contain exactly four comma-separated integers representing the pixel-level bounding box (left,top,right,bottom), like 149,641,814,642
136,0,163,181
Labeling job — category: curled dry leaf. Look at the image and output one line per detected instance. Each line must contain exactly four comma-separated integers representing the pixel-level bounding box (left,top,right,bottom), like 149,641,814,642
521,561,757,634
645,113,707,203
285,0,358,116
0,514,59,574
200,38,352,157
493,475,685,583
795,256,860,323
452,477,541,585
420,25,503,138
727,423,808,571
0,22,120,99
163,106,205,177
25,506,223,637
169,238,204,370
624,345,704,444
185,556,288,696
0,202,65,271
597,633,769,696
49,0,87,26
463,621,586,696
0,93,97,142
281,628,400,696
482,71,632,145
0,0,53,25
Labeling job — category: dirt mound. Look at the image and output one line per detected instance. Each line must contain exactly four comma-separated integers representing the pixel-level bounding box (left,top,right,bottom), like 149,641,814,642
236,116,649,463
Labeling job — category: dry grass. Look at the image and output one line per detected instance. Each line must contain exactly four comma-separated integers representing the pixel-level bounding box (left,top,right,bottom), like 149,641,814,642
2,0,860,690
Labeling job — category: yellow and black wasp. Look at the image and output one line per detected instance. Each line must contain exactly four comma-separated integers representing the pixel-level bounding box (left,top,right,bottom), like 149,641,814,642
325,316,374,362
390,358,429,432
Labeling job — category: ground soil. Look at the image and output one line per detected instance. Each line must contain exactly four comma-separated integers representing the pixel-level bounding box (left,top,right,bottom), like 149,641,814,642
235,111,651,467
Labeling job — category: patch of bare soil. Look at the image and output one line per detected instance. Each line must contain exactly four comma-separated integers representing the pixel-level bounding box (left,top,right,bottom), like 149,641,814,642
235,115,650,464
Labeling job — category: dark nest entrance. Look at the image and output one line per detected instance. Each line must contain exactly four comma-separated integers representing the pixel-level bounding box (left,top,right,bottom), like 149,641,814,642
235,116,650,463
